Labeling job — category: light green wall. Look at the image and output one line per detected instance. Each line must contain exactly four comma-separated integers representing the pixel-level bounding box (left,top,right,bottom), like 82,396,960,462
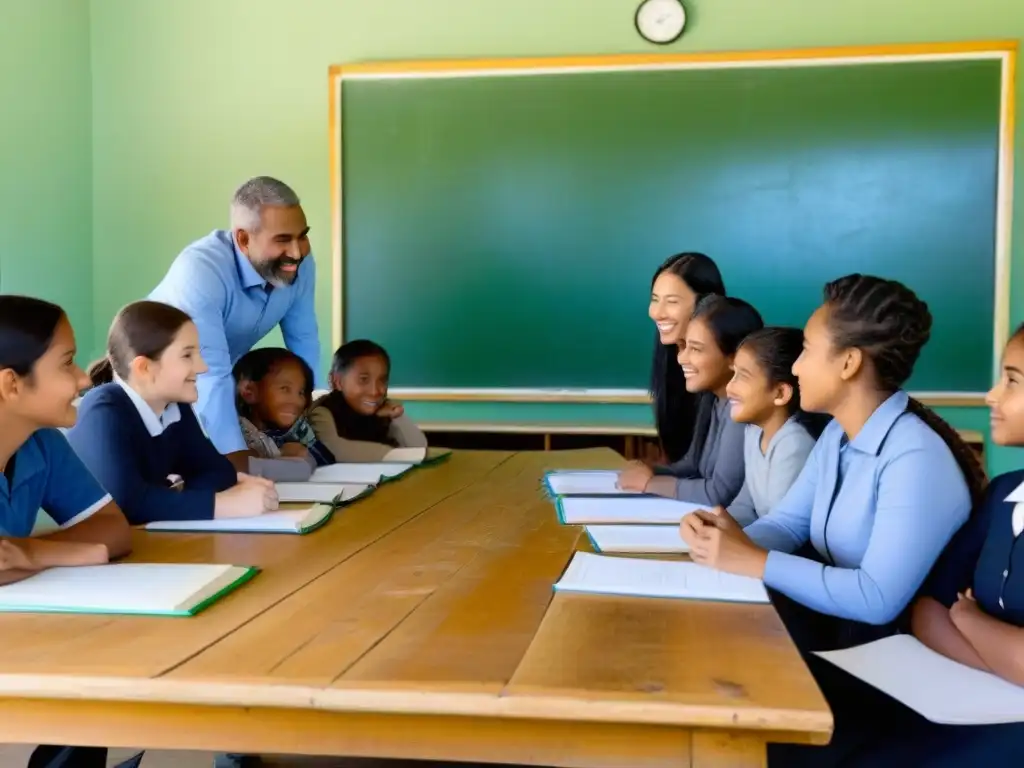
87,0,1024,471
0,0,93,355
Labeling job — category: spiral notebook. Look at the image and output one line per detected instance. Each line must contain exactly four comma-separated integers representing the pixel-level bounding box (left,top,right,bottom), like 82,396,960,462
0,563,258,616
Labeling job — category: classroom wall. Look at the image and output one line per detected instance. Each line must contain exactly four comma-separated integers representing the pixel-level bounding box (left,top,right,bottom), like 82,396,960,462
1,0,93,355
88,0,1024,472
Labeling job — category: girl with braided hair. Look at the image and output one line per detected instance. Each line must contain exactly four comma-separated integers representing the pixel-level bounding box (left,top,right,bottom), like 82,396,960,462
680,274,983,765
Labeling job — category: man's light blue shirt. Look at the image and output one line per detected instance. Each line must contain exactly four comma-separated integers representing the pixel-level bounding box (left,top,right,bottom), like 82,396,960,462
744,390,971,625
148,230,320,453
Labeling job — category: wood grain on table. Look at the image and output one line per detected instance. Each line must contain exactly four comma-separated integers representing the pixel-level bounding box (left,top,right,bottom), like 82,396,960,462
0,449,831,767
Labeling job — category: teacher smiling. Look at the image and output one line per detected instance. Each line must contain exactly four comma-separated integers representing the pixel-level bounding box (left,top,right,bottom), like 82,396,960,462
148,176,320,466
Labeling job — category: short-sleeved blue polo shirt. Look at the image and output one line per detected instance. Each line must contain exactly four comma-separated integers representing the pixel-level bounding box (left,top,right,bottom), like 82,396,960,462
0,429,111,538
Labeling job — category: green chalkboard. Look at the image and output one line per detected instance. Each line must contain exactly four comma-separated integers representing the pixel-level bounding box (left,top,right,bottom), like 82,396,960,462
340,58,1000,392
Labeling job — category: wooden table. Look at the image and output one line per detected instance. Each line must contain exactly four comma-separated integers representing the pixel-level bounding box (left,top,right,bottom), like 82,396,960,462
0,449,831,767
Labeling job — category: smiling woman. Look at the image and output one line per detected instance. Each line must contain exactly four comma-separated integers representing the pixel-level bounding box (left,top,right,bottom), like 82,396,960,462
622,294,763,506
648,252,726,464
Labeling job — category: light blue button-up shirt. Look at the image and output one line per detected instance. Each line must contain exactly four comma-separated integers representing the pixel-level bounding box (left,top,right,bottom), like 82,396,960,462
148,230,320,453
744,390,970,625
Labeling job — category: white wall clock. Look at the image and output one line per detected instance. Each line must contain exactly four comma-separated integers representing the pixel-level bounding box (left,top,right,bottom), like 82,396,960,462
635,0,687,45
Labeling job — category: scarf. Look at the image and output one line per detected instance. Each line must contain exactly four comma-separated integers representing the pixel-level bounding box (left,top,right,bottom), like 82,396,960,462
240,415,336,466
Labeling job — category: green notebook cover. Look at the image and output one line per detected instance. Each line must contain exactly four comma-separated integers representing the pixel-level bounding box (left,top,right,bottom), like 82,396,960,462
0,565,260,617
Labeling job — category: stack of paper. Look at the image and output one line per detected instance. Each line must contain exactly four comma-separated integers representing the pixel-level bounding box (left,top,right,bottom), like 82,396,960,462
553,551,768,603
310,462,414,485
555,495,703,525
147,504,334,535
816,635,1024,724
0,564,258,616
585,524,690,554
542,470,642,497
275,482,373,505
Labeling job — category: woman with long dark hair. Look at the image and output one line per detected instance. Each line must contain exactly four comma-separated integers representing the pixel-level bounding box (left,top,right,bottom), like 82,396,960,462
648,252,726,463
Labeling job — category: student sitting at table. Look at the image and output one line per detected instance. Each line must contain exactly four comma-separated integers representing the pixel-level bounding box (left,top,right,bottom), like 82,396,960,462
679,274,986,766
854,324,1024,766
725,327,829,526
233,347,335,467
618,295,762,506
308,339,427,462
0,295,135,768
66,301,278,525
648,252,727,464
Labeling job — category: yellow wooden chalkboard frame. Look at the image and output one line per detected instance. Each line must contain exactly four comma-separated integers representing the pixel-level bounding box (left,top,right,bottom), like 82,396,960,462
328,41,1017,407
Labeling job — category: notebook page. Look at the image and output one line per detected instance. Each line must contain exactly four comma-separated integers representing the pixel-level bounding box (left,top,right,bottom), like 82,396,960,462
146,505,328,533
276,482,348,503
816,635,1024,725
544,470,637,497
558,496,704,524
586,525,690,553
310,463,414,484
554,552,768,603
0,564,239,613
336,483,373,502
383,447,428,463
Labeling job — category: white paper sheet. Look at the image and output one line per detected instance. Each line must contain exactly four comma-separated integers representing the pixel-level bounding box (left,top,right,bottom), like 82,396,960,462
275,482,371,504
557,495,703,525
0,564,248,614
554,551,768,603
146,504,331,534
816,635,1024,725
310,462,413,484
544,470,639,497
586,524,690,553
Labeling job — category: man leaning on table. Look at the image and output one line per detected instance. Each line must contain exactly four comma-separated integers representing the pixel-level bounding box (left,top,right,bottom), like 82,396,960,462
148,176,321,471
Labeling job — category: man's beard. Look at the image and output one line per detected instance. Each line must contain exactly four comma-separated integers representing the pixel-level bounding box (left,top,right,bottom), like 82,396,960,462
255,256,301,287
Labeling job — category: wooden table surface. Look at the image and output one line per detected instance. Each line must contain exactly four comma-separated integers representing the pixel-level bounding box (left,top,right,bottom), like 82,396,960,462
0,449,831,767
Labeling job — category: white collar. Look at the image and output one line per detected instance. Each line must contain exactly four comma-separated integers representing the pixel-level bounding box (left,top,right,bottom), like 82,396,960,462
114,376,182,437
1004,481,1024,504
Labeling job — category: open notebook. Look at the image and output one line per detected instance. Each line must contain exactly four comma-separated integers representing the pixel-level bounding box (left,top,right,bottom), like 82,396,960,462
543,470,643,498
816,635,1024,725
275,482,373,505
585,525,690,554
146,503,334,535
0,564,258,616
382,446,452,465
310,462,414,485
555,496,703,525
554,551,768,603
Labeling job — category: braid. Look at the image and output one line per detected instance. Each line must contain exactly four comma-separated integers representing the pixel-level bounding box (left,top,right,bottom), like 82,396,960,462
905,398,987,507
824,274,932,391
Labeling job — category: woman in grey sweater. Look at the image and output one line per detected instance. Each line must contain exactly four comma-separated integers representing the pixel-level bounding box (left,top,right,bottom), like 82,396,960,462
620,295,763,505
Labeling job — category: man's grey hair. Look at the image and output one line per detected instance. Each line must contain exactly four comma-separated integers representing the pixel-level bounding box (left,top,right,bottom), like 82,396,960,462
229,176,300,232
